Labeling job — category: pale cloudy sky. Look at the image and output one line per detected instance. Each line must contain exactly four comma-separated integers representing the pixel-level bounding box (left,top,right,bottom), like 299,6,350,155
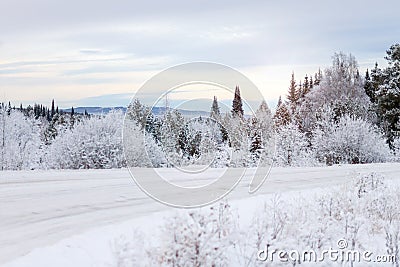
0,0,399,109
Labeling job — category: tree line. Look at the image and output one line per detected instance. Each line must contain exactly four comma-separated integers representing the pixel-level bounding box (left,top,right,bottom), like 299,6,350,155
0,44,399,170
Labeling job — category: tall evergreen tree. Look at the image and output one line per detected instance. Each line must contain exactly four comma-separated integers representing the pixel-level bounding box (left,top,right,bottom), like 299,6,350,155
276,96,282,109
70,107,75,128
376,44,400,148
274,102,291,128
51,99,55,118
314,68,322,86
364,69,373,102
210,96,221,120
303,75,310,96
287,72,298,106
232,86,244,117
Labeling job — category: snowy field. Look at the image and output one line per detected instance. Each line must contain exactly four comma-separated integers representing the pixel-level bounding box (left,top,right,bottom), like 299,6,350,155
1,163,400,266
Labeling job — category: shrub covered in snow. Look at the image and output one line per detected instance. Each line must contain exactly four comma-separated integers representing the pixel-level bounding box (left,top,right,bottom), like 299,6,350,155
48,110,126,169
112,172,400,266
312,115,391,165
275,122,316,166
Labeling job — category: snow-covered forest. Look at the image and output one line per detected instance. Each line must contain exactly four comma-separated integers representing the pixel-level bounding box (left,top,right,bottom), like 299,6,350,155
1,46,399,170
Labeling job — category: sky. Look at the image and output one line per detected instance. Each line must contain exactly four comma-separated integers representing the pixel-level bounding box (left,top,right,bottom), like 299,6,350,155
0,0,399,109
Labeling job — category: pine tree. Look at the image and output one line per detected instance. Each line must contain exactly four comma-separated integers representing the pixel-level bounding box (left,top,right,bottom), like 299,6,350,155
51,99,55,118
7,102,11,115
249,116,262,154
364,69,373,102
274,102,291,128
303,75,310,96
376,44,400,148
287,72,298,107
126,98,152,129
250,101,274,161
70,107,75,128
232,86,244,117
277,96,282,109
364,63,384,106
210,96,221,120
314,68,322,86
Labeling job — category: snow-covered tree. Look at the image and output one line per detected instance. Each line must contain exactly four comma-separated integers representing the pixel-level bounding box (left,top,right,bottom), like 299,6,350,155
273,102,291,129
223,113,250,167
124,118,165,168
210,96,221,120
298,53,372,133
232,86,244,118
0,108,41,170
250,101,274,165
275,122,314,166
376,44,400,149
48,110,126,169
287,72,299,111
159,110,185,167
312,114,390,165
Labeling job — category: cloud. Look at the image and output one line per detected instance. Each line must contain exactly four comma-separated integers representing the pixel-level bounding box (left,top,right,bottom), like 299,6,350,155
1,1,399,106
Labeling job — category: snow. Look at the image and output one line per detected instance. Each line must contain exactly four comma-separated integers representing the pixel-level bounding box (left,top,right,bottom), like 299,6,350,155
1,163,400,266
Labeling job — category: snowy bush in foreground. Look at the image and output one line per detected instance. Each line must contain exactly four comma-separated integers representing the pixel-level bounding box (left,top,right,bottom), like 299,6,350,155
111,231,146,267
152,202,235,267
113,172,400,267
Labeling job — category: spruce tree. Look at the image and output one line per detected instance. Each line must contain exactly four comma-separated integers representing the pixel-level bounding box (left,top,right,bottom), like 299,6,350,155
41,106,46,117
277,96,282,108
70,107,75,128
303,75,310,96
376,44,400,148
51,99,55,118
210,96,220,120
287,72,298,106
274,102,291,128
250,116,262,154
314,68,322,86
232,86,244,117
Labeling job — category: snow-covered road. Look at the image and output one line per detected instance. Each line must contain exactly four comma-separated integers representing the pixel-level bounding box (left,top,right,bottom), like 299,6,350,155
1,163,399,265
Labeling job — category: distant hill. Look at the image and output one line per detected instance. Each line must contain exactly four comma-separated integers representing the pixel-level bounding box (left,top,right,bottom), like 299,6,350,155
62,107,126,114
62,106,210,117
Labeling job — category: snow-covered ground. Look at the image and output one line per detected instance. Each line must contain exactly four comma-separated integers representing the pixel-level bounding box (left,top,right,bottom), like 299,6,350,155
1,163,400,266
